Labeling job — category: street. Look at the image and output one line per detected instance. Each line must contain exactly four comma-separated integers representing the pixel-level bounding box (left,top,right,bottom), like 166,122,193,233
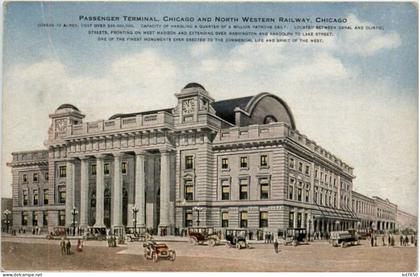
1,236,417,272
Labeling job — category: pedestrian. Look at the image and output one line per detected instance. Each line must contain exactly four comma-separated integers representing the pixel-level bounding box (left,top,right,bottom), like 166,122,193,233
370,235,374,247
77,239,83,252
411,235,414,245
264,232,268,244
400,235,403,246
391,235,395,246
374,235,377,246
248,231,253,241
382,235,385,246
388,235,391,246
274,239,279,253
60,238,66,255
66,239,71,255
405,236,409,247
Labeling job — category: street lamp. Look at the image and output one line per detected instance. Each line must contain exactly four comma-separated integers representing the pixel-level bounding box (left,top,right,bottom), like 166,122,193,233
3,209,11,233
132,206,139,234
71,207,78,236
193,207,203,227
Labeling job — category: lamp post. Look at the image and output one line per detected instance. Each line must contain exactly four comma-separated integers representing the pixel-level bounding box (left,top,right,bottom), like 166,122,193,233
71,207,78,236
193,207,203,227
3,209,11,233
132,206,139,234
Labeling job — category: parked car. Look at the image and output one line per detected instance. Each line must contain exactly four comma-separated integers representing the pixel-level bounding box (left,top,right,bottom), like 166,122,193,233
225,229,248,249
83,227,107,241
284,228,307,246
143,241,176,262
188,227,220,247
330,229,360,247
46,227,67,240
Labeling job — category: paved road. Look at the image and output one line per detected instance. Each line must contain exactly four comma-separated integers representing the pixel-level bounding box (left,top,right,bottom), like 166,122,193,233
1,237,417,272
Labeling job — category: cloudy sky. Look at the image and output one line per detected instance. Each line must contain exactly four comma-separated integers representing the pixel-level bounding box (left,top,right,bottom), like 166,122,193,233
2,2,418,214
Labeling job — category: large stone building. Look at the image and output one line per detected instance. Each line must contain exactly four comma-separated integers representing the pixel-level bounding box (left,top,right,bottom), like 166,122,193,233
7,83,405,236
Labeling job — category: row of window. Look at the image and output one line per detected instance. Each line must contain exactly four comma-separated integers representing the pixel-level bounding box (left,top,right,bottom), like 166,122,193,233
289,157,311,176
288,186,310,203
220,155,269,170
21,211,49,226
288,212,308,228
22,172,48,183
184,178,270,201
22,189,49,206
185,210,269,228
57,162,129,179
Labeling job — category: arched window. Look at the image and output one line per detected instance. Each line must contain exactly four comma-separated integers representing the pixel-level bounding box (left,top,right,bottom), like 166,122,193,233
263,115,278,124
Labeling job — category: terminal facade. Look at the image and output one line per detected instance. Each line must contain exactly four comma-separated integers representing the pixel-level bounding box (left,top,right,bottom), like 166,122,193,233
8,83,403,236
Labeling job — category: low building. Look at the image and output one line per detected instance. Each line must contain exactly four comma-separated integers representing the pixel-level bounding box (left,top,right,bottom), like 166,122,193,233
396,209,417,232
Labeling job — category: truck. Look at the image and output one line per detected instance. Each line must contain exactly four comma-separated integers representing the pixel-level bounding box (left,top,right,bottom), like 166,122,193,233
330,229,360,248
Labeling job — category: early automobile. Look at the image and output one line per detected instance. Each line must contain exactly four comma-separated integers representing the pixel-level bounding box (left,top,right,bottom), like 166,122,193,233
330,229,360,247
225,229,248,249
188,227,220,247
83,227,107,241
143,241,176,262
46,227,67,240
284,228,307,246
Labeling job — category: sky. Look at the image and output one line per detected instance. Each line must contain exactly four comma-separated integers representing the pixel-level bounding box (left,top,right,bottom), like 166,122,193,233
2,2,418,215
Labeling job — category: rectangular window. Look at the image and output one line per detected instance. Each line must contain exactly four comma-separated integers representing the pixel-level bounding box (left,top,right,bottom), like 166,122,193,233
22,212,28,226
288,186,293,200
305,165,310,175
44,189,49,205
259,211,268,228
289,158,295,168
221,211,229,227
33,212,38,226
239,179,248,200
289,212,294,228
260,182,269,200
59,188,66,204
33,190,39,205
221,182,230,200
59,211,65,226
221,158,229,169
121,162,128,174
43,211,48,226
23,174,28,183
104,163,110,175
298,162,303,172
59,166,66,178
240,211,248,228
305,189,309,202
260,155,268,167
185,210,193,227
240,157,248,169
44,172,49,181
185,182,193,201
185,155,193,170
33,173,39,182
297,188,302,202
91,164,97,176
23,191,28,206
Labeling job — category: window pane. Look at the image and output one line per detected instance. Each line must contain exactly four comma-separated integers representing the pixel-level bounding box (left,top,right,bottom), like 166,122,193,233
240,185,248,192
222,186,230,193
186,186,193,193
241,212,248,220
260,212,268,219
222,212,229,220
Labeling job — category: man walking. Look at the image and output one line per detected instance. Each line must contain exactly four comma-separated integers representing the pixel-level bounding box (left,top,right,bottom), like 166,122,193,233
274,239,279,253
60,238,66,255
66,239,71,255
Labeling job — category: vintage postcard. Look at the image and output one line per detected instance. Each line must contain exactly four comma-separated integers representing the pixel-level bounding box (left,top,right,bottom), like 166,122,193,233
1,1,418,274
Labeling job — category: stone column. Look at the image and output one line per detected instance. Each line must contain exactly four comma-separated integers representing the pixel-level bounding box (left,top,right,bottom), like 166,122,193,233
65,159,75,227
94,155,105,227
159,150,171,231
112,153,123,228
79,156,89,228
135,151,146,227
293,210,298,228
